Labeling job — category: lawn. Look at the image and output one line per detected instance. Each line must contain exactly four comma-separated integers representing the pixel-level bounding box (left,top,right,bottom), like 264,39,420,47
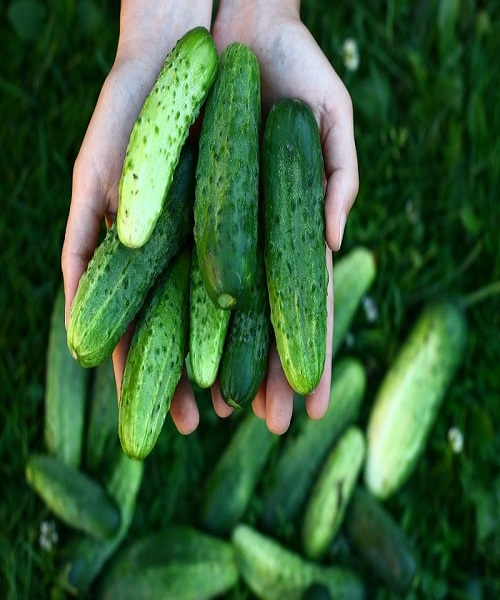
1,0,499,598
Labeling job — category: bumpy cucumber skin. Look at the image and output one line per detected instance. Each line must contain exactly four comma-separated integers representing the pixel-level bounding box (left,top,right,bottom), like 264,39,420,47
189,245,231,388
25,453,121,540
45,285,89,468
364,297,467,500
259,358,366,535
118,246,191,460
117,27,218,248
219,257,271,409
262,97,327,395
302,426,366,560
194,42,261,309
200,412,278,536
232,524,365,600
67,144,196,368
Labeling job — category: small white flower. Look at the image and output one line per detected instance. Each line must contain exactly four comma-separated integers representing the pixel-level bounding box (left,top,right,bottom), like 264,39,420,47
362,295,378,323
39,520,58,552
341,38,360,72
448,426,464,454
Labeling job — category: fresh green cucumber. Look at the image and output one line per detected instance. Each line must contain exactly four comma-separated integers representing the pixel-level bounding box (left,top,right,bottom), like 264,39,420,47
25,453,120,539
219,255,271,409
200,412,278,536
45,285,89,468
188,245,231,388
56,452,144,595
117,27,218,248
98,526,238,599
232,524,365,600
364,297,468,499
84,358,119,477
119,245,191,460
302,426,365,560
262,97,327,394
259,358,366,536
194,42,261,309
343,487,418,594
67,143,196,368
333,246,376,355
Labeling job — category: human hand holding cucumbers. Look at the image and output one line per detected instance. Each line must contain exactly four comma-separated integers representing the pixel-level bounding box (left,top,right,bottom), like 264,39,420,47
62,0,358,436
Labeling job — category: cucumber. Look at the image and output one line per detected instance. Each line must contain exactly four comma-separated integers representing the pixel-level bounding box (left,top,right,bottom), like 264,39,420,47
343,487,418,594
98,526,238,599
45,285,89,468
262,97,327,394
188,245,231,388
364,297,468,499
333,246,377,355
219,255,271,409
25,453,120,539
194,42,261,309
67,143,196,368
56,452,144,595
84,358,119,477
117,27,218,248
259,358,366,536
301,426,365,560
232,524,365,600
200,412,278,536
119,245,191,460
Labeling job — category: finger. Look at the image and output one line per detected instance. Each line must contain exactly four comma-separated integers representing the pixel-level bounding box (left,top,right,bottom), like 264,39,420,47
112,320,136,401
251,380,267,420
305,247,334,419
264,342,294,435
321,85,359,251
211,380,234,418
170,370,200,434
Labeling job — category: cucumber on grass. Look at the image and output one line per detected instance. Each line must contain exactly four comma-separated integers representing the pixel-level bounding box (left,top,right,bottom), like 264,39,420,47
364,297,468,499
117,27,218,248
194,42,261,309
25,453,120,540
119,245,191,460
232,524,365,600
67,143,196,368
262,97,327,394
45,285,89,468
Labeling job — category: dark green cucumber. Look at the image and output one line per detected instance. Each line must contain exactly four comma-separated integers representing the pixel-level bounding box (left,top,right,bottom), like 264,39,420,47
117,27,218,248
67,143,196,368
84,358,119,477
232,524,365,600
25,453,120,539
119,245,191,460
56,452,144,595
98,526,238,599
45,285,89,468
259,358,366,536
189,245,231,388
200,412,278,536
343,487,418,594
364,297,468,499
194,42,261,309
302,426,365,560
262,97,327,394
219,256,271,409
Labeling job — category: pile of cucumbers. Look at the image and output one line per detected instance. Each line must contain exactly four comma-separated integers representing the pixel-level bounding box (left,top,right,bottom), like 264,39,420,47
27,26,469,599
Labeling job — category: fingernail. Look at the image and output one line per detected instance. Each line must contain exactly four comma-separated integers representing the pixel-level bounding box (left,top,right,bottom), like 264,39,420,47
338,210,347,248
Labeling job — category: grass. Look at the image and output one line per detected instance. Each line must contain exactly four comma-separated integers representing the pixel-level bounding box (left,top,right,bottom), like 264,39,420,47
1,0,499,597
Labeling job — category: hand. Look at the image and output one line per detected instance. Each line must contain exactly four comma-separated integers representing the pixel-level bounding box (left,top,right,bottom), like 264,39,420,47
211,0,359,433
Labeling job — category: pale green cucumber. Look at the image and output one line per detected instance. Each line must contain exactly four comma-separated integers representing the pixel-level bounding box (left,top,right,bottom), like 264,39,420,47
364,297,468,499
232,524,365,600
45,285,89,468
301,426,366,560
117,27,218,248
119,246,191,460
189,244,231,388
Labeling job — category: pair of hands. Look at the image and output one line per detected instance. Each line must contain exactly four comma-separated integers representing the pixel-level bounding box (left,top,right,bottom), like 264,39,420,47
61,0,359,436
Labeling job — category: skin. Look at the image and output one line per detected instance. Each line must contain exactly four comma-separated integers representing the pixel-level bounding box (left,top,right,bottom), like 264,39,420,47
61,0,358,436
